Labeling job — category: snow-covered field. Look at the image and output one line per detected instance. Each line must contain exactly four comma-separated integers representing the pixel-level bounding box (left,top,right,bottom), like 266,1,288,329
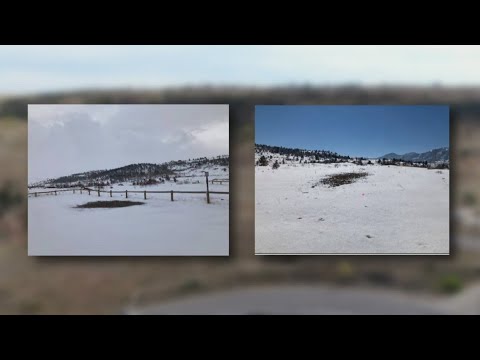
28,181,229,256
255,162,449,254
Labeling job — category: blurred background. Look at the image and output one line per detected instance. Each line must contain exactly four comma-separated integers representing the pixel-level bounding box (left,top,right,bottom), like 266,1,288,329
1,45,480,314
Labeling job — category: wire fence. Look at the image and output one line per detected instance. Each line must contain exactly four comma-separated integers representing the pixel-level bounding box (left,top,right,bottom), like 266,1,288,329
211,178,229,184
28,187,229,204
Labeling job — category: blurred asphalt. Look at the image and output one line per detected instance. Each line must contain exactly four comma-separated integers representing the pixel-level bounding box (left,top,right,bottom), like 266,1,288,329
127,282,480,315
124,234,480,315
125,285,454,315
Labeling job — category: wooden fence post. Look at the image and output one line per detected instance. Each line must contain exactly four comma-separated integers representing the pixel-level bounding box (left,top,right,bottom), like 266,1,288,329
80,189,82,194
206,173,210,204
88,189,91,195
55,191,57,196
170,190,174,201
98,189,100,197
144,190,147,200
126,190,128,199
35,192,37,197
110,190,112,197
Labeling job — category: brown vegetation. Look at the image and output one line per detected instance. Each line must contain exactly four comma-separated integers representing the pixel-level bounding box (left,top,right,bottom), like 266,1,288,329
318,172,369,188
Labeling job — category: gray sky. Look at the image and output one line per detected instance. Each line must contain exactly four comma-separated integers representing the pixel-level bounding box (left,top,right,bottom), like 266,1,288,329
28,104,229,182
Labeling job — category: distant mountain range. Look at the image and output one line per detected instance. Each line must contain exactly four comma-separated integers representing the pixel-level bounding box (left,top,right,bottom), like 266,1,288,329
380,147,449,163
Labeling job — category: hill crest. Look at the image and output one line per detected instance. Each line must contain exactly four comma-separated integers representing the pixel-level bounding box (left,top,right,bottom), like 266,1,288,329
29,155,229,188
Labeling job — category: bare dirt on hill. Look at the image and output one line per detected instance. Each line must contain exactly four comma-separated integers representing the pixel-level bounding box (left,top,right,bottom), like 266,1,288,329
318,172,369,188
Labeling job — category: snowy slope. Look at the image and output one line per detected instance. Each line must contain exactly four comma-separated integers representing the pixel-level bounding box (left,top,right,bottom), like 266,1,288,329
255,161,449,254
255,149,347,166
169,163,229,178
29,155,229,188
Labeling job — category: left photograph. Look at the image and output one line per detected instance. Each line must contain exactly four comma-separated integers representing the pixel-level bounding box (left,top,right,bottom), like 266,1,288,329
28,104,229,256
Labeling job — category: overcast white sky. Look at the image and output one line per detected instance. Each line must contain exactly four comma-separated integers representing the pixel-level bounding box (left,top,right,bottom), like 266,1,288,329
3,45,480,94
28,104,229,182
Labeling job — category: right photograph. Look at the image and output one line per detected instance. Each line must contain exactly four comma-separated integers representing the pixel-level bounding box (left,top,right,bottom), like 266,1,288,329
255,105,450,255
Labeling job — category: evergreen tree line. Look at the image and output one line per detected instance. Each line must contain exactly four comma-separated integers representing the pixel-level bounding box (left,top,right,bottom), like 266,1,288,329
46,155,229,187
255,144,350,161
256,154,349,167
375,158,449,169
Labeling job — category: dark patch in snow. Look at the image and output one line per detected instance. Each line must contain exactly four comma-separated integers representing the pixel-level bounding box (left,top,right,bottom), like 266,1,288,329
74,200,145,209
315,172,369,188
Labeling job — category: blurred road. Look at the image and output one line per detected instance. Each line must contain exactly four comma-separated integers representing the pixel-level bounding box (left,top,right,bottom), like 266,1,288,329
126,285,451,315
124,237,480,316
459,235,480,251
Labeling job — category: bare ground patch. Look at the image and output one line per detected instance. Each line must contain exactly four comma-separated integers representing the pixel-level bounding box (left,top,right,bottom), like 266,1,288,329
74,201,145,209
315,172,369,188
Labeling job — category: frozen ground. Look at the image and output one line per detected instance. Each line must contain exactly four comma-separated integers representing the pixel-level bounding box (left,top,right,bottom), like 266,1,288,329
28,182,229,256
255,162,449,254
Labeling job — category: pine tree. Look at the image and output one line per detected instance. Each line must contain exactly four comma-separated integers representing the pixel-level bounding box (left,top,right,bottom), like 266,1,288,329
258,155,268,166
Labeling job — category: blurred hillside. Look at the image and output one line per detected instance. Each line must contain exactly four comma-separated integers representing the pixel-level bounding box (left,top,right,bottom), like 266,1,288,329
3,86,480,119
1,86,480,314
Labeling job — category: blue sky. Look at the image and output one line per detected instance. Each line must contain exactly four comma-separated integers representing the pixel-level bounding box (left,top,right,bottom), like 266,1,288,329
255,105,449,158
1,45,480,94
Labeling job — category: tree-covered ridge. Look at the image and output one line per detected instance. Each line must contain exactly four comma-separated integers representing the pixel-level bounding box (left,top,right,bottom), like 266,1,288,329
166,155,229,168
255,144,350,161
255,144,449,169
30,155,229,188
50,163,174,185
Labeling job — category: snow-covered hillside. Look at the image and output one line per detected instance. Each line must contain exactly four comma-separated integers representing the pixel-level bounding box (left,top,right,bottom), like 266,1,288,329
256,146,448,169
256,144,350,165
29,155,229,189
255,150,449,254
169,161,229,178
